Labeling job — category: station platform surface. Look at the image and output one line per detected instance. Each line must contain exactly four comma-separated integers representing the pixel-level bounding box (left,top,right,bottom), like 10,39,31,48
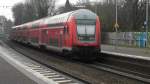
0,54,37,84
101,44,150,57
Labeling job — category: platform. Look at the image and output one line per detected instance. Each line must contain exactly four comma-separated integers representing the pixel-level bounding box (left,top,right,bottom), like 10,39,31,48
0,55,37,84
0,41,83,84
101,44,150,58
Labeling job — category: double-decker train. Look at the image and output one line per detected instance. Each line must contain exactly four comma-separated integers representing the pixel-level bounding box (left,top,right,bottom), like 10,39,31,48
10,9,101,60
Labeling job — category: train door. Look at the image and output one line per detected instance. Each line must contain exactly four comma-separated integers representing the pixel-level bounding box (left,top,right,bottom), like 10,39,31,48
59,30,63,47
63,26,69,47
27,28,30,43
41,29,48,45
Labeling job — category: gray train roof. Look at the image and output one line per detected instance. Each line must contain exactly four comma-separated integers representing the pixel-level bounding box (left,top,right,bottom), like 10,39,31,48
43,9,97,25
72,9,97,20
12,9,97,29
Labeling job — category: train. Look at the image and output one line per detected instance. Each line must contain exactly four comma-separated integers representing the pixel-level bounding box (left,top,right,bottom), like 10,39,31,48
10,9,101,60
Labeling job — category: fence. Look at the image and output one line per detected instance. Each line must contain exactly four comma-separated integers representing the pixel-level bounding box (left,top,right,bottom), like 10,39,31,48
102,32,150,48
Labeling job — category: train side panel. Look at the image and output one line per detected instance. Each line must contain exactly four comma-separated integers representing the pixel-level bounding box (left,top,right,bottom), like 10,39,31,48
10,9,101,60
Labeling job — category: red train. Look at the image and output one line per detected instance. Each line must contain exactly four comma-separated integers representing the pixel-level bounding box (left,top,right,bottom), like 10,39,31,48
10,9,101,60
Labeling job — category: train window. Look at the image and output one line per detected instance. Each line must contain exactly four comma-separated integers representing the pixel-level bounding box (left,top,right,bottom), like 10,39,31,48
76,20,96,42
77,25,85,35
77,20,95,35
64,26,68,34
77,25,95,35
77,20,95,25
32,24,39,29
49,36,52,46
86,25,95,35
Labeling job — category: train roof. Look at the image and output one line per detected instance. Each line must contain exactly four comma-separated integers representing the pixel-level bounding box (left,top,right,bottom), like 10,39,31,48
72,9,97,19
12,9,97,29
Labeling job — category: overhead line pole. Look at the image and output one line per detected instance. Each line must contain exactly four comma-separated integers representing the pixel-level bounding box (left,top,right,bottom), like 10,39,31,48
115,0,118,30
146,0,149,48
95,0,98,14
114,0,118,49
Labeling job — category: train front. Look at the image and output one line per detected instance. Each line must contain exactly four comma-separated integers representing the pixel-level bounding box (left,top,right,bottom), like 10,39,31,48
71,9,101,60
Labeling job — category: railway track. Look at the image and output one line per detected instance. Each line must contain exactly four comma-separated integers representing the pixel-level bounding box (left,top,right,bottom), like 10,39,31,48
95,52,150,83
71,53,150,84
3,40,89,84
4,40,148,84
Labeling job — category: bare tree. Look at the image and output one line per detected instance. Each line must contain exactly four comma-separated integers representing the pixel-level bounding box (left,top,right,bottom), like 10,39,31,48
48,0,55,16
27,0,49,19
12,3,25,25
12,0,55,25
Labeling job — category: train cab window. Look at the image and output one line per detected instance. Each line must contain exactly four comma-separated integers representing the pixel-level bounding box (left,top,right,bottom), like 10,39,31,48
32,24,39,29
76,20,96,42
77,25,95,35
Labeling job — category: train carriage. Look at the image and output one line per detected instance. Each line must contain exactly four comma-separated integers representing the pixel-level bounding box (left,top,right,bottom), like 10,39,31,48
11,9,101,60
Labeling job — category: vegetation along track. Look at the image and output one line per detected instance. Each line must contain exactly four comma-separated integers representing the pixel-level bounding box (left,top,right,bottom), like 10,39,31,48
4,40,147,84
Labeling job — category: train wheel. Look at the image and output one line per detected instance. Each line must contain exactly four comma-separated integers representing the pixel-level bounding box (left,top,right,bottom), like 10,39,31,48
62,50,72,59
62,50,69,57
39,45,46,51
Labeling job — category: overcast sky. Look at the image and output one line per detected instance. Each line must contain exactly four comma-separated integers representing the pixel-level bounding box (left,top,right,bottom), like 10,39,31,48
0,0,98,21
0,0,24,20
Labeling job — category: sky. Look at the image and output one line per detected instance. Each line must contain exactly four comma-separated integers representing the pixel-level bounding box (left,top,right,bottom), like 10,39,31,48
0,0,24,20
0,0,98,21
